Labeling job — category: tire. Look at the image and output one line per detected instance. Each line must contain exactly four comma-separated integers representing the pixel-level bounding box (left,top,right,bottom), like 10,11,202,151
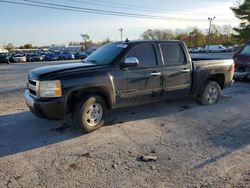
72,95,107,133
197,81,221,105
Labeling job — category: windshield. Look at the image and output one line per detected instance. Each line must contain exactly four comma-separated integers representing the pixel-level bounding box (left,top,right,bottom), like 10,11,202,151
241,44,250,55
14,54,24,57
83,43,127,65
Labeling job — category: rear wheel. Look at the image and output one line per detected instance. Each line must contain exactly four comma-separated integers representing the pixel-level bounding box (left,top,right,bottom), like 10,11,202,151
197,81,221,105
72,95,107,133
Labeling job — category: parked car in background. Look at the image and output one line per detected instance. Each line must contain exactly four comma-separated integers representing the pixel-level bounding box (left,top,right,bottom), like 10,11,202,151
205,45,227,53
12,54,26,63
27,53,43,62
225,46,234,52
59,52,75,60
74,51,88,60
40,52,47,60
233,41,250,80
189,47,206,53
0,53,10,64
44,53,59,61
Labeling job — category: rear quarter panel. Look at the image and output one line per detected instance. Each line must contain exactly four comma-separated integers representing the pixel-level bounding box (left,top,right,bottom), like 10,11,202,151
192,59,234,94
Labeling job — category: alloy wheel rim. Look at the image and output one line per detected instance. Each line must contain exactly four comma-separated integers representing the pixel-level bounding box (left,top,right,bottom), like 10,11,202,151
85,103,103,127
207,87,218,104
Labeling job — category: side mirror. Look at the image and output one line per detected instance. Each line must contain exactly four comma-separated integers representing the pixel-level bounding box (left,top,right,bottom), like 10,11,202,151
121,57,139,69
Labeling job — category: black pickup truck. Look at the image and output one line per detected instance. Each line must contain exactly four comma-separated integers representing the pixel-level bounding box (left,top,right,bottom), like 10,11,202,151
25,40,234,132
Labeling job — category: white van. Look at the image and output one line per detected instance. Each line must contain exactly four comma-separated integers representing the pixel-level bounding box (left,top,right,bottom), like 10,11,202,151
205,45,227,53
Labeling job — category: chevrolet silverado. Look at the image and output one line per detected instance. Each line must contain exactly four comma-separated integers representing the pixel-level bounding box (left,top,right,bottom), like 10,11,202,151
25,40,234,132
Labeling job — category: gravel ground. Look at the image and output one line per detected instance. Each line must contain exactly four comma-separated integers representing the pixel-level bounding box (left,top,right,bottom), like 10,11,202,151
0,62,250,188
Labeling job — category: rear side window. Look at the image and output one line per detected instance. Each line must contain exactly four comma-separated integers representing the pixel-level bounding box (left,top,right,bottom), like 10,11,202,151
126,43,157,67
160,43,185,65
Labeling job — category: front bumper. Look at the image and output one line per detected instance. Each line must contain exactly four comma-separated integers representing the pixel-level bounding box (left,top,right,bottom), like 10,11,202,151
24,89,66,120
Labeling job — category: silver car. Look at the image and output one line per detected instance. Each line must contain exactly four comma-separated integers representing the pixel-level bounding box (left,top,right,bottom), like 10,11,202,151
13,54,26,63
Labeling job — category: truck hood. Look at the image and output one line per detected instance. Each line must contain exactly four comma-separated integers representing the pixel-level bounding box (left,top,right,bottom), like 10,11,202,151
29,62,107,80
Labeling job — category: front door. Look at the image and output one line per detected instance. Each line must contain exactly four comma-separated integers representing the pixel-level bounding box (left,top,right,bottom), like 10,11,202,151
125,43,163,101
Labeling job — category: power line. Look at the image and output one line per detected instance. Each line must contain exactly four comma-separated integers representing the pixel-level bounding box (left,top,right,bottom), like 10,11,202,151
93,0,232,14
0,0,237,22
68,0,219,16
24,0,208,21
0,0,119,16
24,0,239,22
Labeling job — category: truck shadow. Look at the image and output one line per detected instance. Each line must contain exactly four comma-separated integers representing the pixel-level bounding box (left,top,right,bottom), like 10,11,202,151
105,98,197,126
0,111,83,157
0,97,198,157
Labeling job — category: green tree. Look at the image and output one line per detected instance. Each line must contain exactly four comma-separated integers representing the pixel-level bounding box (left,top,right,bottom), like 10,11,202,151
231,0,250,44
207,24,234,45
189,28,206,47
23,43,32,49
140,25,236,48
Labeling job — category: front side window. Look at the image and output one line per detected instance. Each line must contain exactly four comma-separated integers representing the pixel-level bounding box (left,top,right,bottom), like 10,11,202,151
126,43,157,67
160,43,185,66
241,44,250,55
84,43,126,65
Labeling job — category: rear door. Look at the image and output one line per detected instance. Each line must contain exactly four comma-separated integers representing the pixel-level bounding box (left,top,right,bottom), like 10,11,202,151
160,42,192,99
125,43,163,100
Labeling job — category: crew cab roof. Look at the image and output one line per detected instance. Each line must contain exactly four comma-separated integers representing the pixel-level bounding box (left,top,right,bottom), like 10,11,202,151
117,40,183,46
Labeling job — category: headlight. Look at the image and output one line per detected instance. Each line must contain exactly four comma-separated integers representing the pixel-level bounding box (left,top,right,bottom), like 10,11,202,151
39,80,62,98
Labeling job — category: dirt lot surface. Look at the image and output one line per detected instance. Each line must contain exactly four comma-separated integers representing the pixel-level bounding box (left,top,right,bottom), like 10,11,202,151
0,63,250,188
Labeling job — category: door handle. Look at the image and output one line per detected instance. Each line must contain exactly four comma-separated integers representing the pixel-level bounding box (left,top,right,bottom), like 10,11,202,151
150,72,161,76
182,69,191,73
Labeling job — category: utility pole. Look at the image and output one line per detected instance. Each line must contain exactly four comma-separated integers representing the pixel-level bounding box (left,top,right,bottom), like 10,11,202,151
207,17,215,51
119,28,123,41
208,17,216,36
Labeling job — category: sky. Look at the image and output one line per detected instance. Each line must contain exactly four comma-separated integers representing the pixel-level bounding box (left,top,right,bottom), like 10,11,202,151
0,0,241,46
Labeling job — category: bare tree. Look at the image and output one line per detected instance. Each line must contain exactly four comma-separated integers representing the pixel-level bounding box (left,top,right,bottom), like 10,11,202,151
4,43,15,51
80,34,92,50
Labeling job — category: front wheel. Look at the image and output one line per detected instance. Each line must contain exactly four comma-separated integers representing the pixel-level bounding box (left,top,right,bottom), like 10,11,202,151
197,81,221,105
72,95,107,133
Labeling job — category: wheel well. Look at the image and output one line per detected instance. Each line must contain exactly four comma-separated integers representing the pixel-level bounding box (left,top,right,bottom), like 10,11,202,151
66,88,111,114
206,74,225,88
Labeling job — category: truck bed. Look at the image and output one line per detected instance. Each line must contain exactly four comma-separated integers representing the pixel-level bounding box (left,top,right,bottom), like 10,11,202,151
191,59,234,95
